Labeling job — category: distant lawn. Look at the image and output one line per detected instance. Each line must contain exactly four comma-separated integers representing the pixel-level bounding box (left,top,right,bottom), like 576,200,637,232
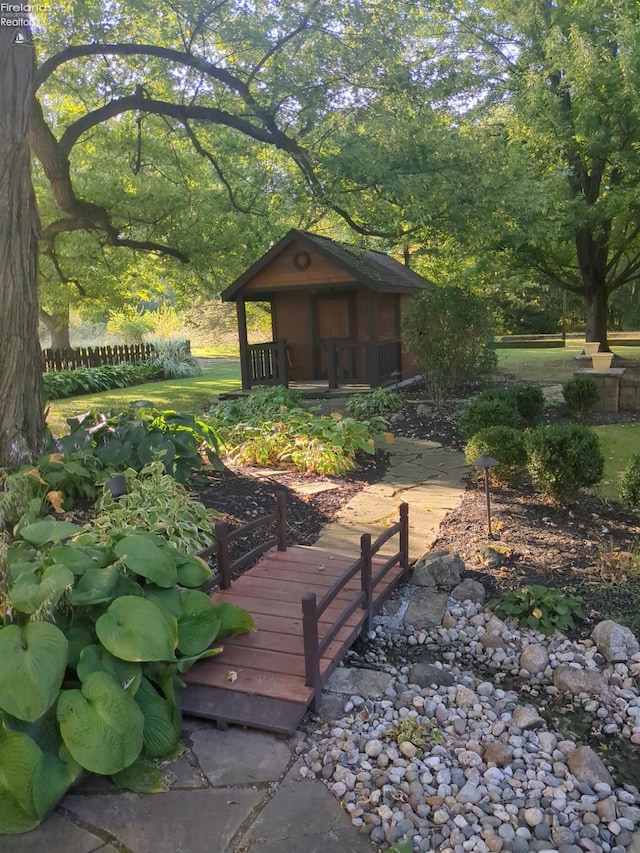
192,343,240,358
593,422,640,501
47,362,241,436
497,343,640,384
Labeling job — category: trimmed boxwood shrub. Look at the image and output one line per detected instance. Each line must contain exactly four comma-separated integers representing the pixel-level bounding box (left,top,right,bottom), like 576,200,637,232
465,426,527,487
525,424,604,502
619,454,640,509
562,375,599,420
511,385,545,427
458,393,518,440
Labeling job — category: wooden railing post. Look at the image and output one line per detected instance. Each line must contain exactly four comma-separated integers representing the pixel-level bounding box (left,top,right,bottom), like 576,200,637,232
275,492,287,551
399,502,410,580
302,592,322,711
326,339,338,388
277,338,288,386
215,520,232,589
360,532,373,632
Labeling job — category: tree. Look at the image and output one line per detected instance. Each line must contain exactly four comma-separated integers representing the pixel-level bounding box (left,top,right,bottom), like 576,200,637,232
2,1,412,466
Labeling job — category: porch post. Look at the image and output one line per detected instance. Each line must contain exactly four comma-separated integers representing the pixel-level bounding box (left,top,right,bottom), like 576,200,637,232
367,289,379,387
236,297,250,389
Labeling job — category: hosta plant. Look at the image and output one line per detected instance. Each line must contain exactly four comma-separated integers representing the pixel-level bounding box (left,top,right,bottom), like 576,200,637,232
0,518,254,834
489,584,585,635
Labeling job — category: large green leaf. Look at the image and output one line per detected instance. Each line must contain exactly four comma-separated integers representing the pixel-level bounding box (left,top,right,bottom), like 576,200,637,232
19,519,82,548
211,602,256,638
134,677,180,759
143,585,183,618
0,730,79,835
0,623,68,722
57,672,144,775
96,597,177,662
71,565,120,606
176,647,223,674
176,554,212,588
111,756,171,793
177,590,222,657
48,543,111,575
114,535,177,587
8,564,74,615
77,645,142,695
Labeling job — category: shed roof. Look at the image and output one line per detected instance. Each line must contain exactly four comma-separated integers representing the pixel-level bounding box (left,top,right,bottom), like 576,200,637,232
221,229,432,301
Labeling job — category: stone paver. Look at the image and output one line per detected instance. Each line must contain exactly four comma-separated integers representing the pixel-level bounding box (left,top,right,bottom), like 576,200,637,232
190,727,292,786
0,813,106,853
238,771,373,853
63,788,264,853
404,588,450,628
323,666,393,699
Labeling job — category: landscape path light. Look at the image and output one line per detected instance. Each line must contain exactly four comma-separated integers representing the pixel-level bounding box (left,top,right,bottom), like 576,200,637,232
471,453,499,539
107,473,128,500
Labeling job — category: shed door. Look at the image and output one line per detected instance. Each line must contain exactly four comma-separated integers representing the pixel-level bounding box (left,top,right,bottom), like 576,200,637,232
315,296,357,380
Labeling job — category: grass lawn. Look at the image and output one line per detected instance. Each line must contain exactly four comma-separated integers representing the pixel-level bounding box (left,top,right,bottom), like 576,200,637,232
192,343,240,358
46,362,241,436
593,422,640,501
497,343,640,384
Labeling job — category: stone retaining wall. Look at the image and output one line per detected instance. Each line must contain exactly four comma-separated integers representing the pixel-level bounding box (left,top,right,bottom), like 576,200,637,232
575,362,640,412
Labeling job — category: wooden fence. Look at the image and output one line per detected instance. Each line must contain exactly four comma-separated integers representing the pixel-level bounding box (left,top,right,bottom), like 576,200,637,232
41,342,190,373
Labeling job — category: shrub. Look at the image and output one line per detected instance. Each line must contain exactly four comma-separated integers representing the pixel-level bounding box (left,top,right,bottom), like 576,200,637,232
562,375,599,420
458,394,518,439
525,424,604,502
346,387,404,419
0,517,254,834
511,385,545,427
489,584,585,635
106,307,153,342
402,285,497,405
619,453,640,509
464,426,527,486
92,462,217,553
151,339,202,379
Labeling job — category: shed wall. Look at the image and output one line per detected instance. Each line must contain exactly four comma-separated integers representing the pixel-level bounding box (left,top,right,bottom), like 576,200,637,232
244,239,357,293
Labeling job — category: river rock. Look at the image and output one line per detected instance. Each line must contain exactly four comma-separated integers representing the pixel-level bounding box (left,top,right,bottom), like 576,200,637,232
456,685,478,709
404,587,449,628
520,644,549,675
483,741,513,767
410,662,455,688
553,665,609,697
412,549,464,587
591,619,640,663
452,578,486,604
566,745,614,787
512,704,544,730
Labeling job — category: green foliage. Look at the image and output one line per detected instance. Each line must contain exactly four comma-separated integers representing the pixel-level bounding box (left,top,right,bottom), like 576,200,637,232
150,339,202,379
511,385,545,427
30,450,110,510
345,388,403,419
525,424,604,502
208,393,386,476
401,285,497,405
43,362,161,401
387,717,442,752
0,519,254,833
60,405,221,484
107,309,154,344
619,454,640,510
458,393,517,440
91,462,216,554
464,427,527,487
562,375,600,421
489,585,585,635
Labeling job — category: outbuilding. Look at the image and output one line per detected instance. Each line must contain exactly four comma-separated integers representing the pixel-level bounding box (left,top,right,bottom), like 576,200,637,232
221,229,431,389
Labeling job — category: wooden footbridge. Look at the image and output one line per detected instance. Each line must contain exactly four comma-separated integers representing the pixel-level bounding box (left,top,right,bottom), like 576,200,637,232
183,494,409,733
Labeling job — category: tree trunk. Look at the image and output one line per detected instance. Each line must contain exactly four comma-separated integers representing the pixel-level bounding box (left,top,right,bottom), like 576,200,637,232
0,26,45,468
583,288,610,350
40,307,71,349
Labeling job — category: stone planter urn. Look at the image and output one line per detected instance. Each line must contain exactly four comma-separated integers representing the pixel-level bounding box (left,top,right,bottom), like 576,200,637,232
591,352,614,370
583,342,600,356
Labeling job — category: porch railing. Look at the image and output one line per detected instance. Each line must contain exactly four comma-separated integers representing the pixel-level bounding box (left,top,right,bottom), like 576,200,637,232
322,338,364,388
247,339,287,388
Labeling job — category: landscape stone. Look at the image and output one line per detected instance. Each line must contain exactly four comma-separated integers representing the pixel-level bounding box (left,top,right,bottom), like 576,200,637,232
592,619,640,663
566,746,614,788
190,727,291,786
323,666,392,699
412,549,464,587
553,665,609,697
474,543,513,568
451,577,486,604
0,812,105,853
520,644,550,675
409,662,455,688
404,587,449,628
483,742,513,767
512,704,544,730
